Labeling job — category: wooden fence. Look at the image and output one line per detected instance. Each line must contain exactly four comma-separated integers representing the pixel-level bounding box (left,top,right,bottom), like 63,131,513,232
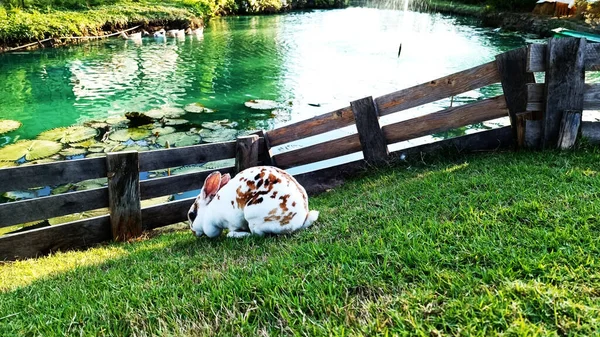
1,37,598,260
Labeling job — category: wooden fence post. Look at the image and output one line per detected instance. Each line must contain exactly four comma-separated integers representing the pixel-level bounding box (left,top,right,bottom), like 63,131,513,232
350,96,389,164
543,37,586,149
106,151,142,241
495,47,536,149
235,135,260,173
557,110,582,150
251,130,275,166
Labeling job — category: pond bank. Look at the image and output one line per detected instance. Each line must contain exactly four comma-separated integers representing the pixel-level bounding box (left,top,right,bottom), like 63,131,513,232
421,0,600,37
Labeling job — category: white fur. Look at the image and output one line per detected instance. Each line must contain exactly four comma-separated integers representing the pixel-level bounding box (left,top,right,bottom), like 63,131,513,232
188,166,318,238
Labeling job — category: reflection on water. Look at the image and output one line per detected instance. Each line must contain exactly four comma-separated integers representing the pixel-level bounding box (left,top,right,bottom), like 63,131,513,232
0,8,534,144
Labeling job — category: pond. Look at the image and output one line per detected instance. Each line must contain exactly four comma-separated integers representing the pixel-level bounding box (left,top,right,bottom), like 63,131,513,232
0,8,537,155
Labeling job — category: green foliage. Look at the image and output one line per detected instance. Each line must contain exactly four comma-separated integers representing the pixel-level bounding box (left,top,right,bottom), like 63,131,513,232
433,0,536,12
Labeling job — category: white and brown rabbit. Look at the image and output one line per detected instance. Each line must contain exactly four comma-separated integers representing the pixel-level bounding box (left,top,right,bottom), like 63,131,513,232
188,166,319,238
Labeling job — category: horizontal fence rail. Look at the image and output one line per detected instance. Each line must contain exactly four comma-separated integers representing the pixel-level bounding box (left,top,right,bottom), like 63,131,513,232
2,38,598,260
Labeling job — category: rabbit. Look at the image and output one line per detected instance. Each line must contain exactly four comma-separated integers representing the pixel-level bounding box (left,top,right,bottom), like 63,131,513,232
188,166,319,238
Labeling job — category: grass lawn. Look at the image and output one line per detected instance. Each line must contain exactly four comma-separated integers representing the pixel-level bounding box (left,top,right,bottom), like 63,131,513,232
1,149,600,335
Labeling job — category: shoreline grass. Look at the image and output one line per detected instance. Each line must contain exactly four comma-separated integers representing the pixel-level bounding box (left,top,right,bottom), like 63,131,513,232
1,148,600,335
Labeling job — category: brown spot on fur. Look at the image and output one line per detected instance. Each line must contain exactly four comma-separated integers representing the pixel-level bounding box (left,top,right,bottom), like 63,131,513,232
279,194,290,212
256,179,263,189
263,215,281,222
268,209,277,215
270,191,278,199
280,212,297,226
292,201,296,207
246,180,256,189
217,195,220,200
231,200,235,207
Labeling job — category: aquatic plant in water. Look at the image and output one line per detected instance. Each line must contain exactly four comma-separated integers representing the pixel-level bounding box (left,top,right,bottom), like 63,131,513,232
156,132,201,147
244,99,280,110
0,120,22,135
38,126,98,144
0,140,63,161
109,128,153,142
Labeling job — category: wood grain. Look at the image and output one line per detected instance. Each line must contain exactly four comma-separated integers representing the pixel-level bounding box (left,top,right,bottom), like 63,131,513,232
0,188,108,228
527,83,600,112
107,151,142,241
351,96,389,163
543,38,586,148
516,112,532,149
142,197,195,231
557,110,582,150
266,106,355,147
235,135,260,173
382,95,508,145
0,215,111,261
138,141,237,172
295,127,513,196
0,157,106,194
581,121,600,144
375,61,501,116
527,42,600,72
274,133,362,169
496,47,536,142
140,166,235,200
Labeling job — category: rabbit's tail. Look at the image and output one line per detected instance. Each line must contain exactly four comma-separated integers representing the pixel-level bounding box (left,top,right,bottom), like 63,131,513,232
302,210,319,229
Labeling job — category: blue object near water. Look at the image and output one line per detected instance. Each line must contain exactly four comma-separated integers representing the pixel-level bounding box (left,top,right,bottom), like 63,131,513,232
552,28,600,43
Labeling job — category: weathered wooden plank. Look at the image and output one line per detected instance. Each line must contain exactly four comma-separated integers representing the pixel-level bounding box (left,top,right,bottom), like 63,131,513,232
274,134,362,169
142,197,194,231
496,47,536,142
528,83,600,112
140,166,235,200
251,130,274,166
557,110,582,150
525,120,542,149
107,151,142,241
266,106,355,147
375,61,501,117
0,215,111,261
382,95,508,145
351,96,389,163
138,141,237,172
0,188,108,228
295,126,513,196
581,121,600,144
543,38,586,148
527,42,600,72
516,112,532,149
235,135,260,173
0,157,106,194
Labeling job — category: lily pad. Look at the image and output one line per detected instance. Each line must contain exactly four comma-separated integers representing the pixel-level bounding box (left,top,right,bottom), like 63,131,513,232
125,112,154,126
141,195,172,208
201,159,235,170
21,158,59,166
244,99,280,110
144,107,186,120
164,118,189,126
0,140,63,161
0,161,17,168
184,103,205,113
38,126,98,143
70,139,98,148
151,127,176,136
200,129,238,143
106,116,130,125
201,122,223,131
156,132,201,147
49,208,109,226
84,121,109,129
86,153,106,158
109,128,152,142
0,120,22,134
171,165,206,175
59,147,88,157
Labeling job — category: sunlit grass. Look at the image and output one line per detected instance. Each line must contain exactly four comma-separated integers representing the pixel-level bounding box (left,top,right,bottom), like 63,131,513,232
1,149,600,335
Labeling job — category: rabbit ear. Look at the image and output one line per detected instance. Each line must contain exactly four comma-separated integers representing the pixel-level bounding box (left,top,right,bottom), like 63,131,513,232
202,171,222,200
219,173,231,189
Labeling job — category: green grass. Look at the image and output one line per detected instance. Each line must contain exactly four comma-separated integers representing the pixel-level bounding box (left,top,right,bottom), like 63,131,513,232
2,149,600,335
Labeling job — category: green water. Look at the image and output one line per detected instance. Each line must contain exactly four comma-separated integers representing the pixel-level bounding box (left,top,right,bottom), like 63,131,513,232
0,8,536,150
